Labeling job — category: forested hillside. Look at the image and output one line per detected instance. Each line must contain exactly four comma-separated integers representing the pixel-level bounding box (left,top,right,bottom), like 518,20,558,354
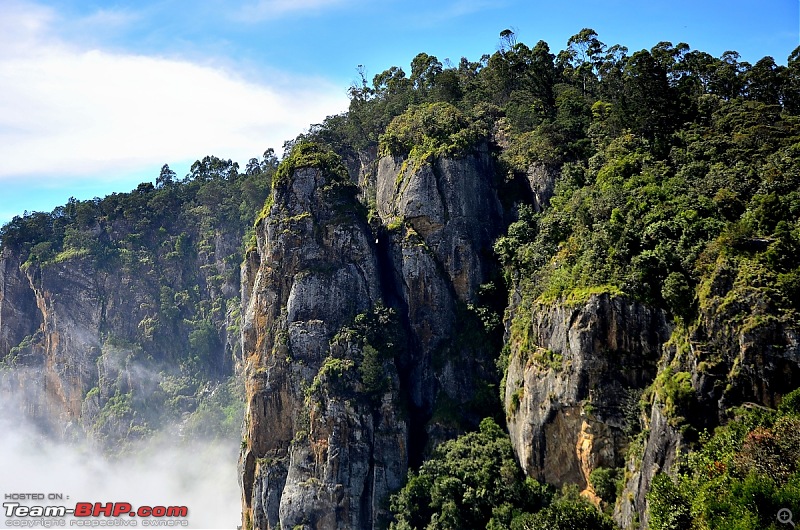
0,154,275,447
2,28,800,529
270,28,800,528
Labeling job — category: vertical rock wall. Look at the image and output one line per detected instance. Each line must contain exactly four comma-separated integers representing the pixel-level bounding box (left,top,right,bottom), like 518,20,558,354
240,147,506,529
503,293,671,499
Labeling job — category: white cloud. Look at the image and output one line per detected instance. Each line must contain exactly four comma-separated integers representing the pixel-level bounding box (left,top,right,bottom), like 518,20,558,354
0,1,350,184
0,406,240,529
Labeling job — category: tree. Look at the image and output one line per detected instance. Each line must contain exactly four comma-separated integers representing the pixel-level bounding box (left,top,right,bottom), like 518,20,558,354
648,474,692,530
187,155,239,182
499,28,518,51
410,52,443,97
390,418,548,529
709,51,749,99
565,28,605,95
782,45,800,112
675,49,717,97
620,50,676,143
746,56,784,105
156,164,176,188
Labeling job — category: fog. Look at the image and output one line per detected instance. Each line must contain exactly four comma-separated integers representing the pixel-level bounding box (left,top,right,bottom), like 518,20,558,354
0,378,242,529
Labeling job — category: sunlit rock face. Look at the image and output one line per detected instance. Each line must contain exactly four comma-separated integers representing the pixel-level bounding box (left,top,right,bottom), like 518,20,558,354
239,163,393,529
503,294,670,497
239,148,506,529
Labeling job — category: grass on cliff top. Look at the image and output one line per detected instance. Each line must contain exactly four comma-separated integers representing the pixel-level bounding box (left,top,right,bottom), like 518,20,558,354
256,142,350,225
378,102,481,172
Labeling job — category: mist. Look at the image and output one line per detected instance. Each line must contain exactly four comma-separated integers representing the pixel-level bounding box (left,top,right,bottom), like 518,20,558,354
0,374,242,529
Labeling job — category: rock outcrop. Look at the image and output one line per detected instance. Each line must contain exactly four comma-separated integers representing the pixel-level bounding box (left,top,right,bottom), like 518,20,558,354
503,293,671,498
0,248,40,358
375,148,504,435
613,255,800,528
239,162,396,529
239,145,505,529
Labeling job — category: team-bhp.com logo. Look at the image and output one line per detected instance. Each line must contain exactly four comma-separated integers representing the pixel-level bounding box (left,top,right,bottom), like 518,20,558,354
5,503,187,518
4,500,189,527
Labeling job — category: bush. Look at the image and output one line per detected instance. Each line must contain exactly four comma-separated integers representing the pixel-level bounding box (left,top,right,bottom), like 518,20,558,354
379,102,479,160
390,418,549,530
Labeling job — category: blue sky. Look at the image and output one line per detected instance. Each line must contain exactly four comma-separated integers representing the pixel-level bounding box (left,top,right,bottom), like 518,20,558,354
1,0,798,225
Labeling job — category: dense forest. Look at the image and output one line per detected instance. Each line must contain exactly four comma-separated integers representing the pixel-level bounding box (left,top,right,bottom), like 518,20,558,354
0,154,276,446
290,30,800,527
2,28,800,529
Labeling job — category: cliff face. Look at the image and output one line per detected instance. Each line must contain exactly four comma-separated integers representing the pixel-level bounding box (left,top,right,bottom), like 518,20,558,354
614,256,800,528
239,163,393,529
0,248,40,358
3,256,105,431
503,293,671,499
502,273,800,528
239,146,505,529
0,209,243,445
374,148,504,433
241,145,800,529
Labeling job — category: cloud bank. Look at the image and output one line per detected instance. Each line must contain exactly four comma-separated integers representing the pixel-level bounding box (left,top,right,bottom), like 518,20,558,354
0,367,242,529
0,416,241,529
0,1,349,184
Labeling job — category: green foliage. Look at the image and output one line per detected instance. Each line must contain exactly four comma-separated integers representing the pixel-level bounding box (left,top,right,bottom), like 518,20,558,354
648,400,800,530
589,467,622,506
307,357,356,398
390,419,615,529
779,387,800,415
661,271,694,320
379,102,481,164
183,376,246,442
500,128,561,170
653,368,696,427
187,319,222,375
647,474,692,530
495,93,800,325
273,141,349,188
509,487,617,530
531,348,563,372
359,343,385,394
307,306,403,403
390,418,551,530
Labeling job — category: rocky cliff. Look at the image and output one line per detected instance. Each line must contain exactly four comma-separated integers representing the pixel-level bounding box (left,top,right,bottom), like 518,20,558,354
239,138,800,529
0,173,256,447
238,143,506,529
614,252,800,528
503,293,670,499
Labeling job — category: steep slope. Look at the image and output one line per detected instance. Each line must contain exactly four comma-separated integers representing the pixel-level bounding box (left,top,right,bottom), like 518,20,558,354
239,146,396,529
0,159,272,446
615,256,800,527
503,293,670,497
239,141,506,529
